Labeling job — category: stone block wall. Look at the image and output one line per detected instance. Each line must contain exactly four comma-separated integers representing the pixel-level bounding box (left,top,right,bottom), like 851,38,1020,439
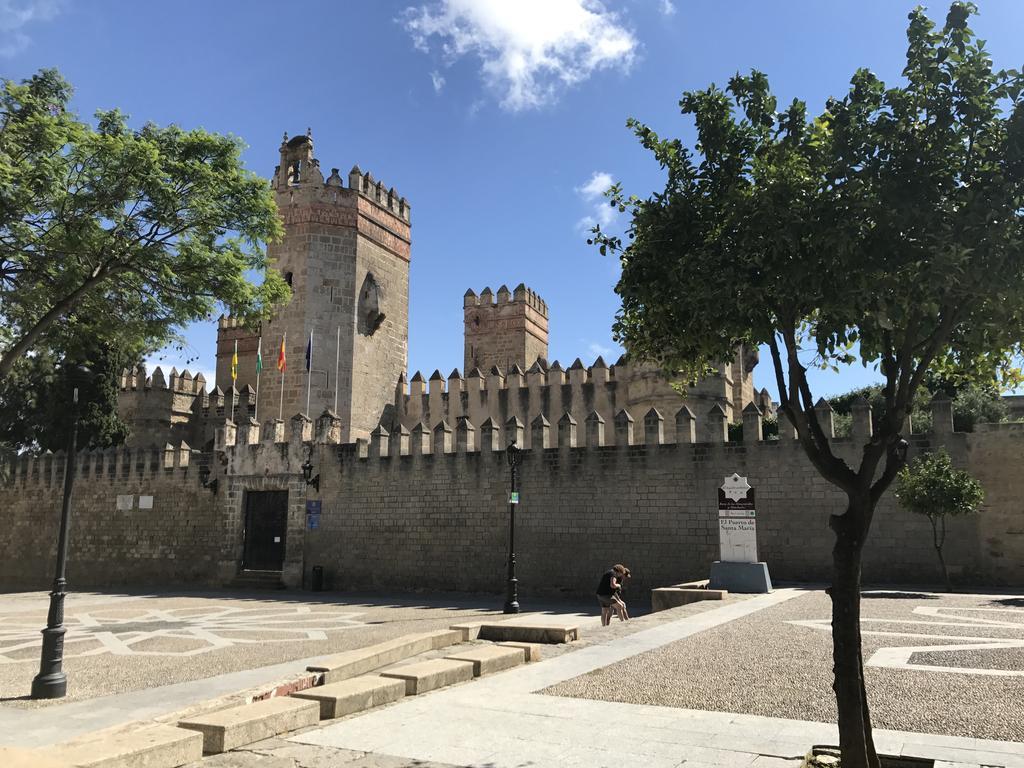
302,429,1000,599
3,408,1021,597
0,445,229,590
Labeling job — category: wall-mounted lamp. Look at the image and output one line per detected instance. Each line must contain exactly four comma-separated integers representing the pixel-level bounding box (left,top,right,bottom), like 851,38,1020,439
301,459,320,493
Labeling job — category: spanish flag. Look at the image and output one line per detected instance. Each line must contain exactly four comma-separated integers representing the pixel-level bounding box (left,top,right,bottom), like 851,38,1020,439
277,335,287,372
231,340,238,384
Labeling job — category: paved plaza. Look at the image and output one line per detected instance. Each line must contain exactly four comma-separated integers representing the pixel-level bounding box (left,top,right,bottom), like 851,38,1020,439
545,588,1024,742
2,586,1023,767
0,589,569,707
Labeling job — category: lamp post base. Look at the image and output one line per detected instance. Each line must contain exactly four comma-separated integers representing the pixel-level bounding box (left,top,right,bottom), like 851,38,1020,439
31,625,68,699
503,577,520,614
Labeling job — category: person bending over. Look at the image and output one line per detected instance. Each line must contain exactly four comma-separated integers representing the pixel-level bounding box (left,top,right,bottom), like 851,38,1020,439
596,564,627,625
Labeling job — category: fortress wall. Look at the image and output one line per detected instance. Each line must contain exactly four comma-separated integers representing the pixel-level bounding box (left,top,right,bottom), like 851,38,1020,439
3,409,1021,597
303,415,1024,598
0,444,230,590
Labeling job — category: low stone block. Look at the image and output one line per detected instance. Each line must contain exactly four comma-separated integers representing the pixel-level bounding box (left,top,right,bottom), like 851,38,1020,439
307,629,461,683
497,641,542,662
709,560,773,594
50,724,202,768
651,586,728,612
477,622,579,644
445,644,525,676
380,658,475,694
290,675,406,720
178,696,319,754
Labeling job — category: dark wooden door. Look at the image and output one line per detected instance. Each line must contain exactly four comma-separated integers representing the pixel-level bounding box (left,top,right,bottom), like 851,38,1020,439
242,490,288,571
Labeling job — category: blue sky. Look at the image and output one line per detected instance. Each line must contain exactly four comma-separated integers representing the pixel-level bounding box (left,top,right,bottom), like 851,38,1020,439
5,0,1024,402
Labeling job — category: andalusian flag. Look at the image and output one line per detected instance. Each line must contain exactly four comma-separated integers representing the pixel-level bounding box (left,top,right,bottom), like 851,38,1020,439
231,340,238,384
277,335,287,372
255,337,263,375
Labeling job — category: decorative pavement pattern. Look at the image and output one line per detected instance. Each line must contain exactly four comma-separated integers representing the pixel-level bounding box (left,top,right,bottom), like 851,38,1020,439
542,589,1024,742
0,605,368,661
788,604,1024,677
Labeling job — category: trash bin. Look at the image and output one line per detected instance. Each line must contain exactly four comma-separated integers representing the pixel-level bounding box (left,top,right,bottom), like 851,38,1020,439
311,565,324,592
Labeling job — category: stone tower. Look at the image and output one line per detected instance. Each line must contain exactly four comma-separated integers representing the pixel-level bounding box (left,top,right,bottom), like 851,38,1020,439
463,284,549,374
216,130,411,442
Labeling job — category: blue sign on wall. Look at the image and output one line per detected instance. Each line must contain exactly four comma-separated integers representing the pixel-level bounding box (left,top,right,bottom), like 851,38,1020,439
307,513,320,530
306,500,322,515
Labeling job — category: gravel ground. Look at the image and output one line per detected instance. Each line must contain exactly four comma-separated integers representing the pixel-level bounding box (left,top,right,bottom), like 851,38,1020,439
541,588,1024,742
0,589,593,707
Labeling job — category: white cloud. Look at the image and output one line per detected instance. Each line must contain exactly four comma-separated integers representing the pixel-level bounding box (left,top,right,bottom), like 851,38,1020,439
430,70,446,92
402,0,637,111
659,0,676,17
575,170,617,232
0,0,62,57
587,341,613,360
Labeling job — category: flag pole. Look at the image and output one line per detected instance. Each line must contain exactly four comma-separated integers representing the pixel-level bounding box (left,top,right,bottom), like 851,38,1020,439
231,339,238,422
279,332,286,421
333,326,340,413
254,337,262,422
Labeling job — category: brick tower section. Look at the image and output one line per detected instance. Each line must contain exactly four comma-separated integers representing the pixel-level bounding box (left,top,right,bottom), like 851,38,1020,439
215,317,261,394
217,131,411,442
463,284,548,374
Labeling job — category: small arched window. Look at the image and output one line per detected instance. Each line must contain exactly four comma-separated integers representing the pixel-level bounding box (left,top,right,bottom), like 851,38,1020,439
287,160,302,185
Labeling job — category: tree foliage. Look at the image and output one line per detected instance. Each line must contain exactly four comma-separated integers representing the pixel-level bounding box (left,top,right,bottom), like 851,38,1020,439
0,342,129,452
827,381,1009,433
0,69,290,382
594,4,1022,765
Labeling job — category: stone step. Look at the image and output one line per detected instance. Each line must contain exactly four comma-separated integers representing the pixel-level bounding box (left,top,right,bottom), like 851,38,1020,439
178,696,319,754
307,629,462,683
225,570,286,590
450,621,486,641
497,641,543,662
48,724,202,768
290,675,406,719
379,658,475,695
477,622,579,644
445,644,525,676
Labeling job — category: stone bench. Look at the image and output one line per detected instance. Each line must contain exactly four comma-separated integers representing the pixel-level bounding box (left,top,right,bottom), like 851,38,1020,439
445,645,525,676
477,622,579,644
48,724,202,768
307,629,462,683
290,675,406,720
178,696,318,754
380,658,475,695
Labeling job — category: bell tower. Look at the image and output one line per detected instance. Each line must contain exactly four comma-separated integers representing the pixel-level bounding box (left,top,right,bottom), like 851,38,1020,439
220,130,411,441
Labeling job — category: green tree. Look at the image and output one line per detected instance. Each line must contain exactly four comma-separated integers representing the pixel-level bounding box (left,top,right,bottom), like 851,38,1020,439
894,450,984,592
0,69,289,382
593,5,1023,766
0,342,131,453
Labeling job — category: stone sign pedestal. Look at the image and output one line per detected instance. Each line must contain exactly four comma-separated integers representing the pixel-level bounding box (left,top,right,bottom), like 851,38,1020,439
709,560,772,593
709,473,772,594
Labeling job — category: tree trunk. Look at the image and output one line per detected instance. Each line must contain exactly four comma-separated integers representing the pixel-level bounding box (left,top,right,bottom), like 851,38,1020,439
830,502,880,768
931,516,952,593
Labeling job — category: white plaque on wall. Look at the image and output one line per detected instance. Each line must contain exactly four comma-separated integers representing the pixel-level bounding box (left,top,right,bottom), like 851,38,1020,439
116,494,134,511
138,495,153,510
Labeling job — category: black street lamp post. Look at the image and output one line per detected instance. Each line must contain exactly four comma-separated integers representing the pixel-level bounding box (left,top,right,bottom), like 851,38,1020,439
31,364,89,700
503,439,522,614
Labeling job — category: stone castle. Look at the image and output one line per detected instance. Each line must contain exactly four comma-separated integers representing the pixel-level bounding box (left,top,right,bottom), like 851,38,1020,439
3,132,1022,597
115,131,773,453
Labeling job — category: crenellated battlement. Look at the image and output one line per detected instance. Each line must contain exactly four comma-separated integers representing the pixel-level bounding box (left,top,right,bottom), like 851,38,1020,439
347,165,410,222
463,283,548,318
5,440,203,489
119,364,207,396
